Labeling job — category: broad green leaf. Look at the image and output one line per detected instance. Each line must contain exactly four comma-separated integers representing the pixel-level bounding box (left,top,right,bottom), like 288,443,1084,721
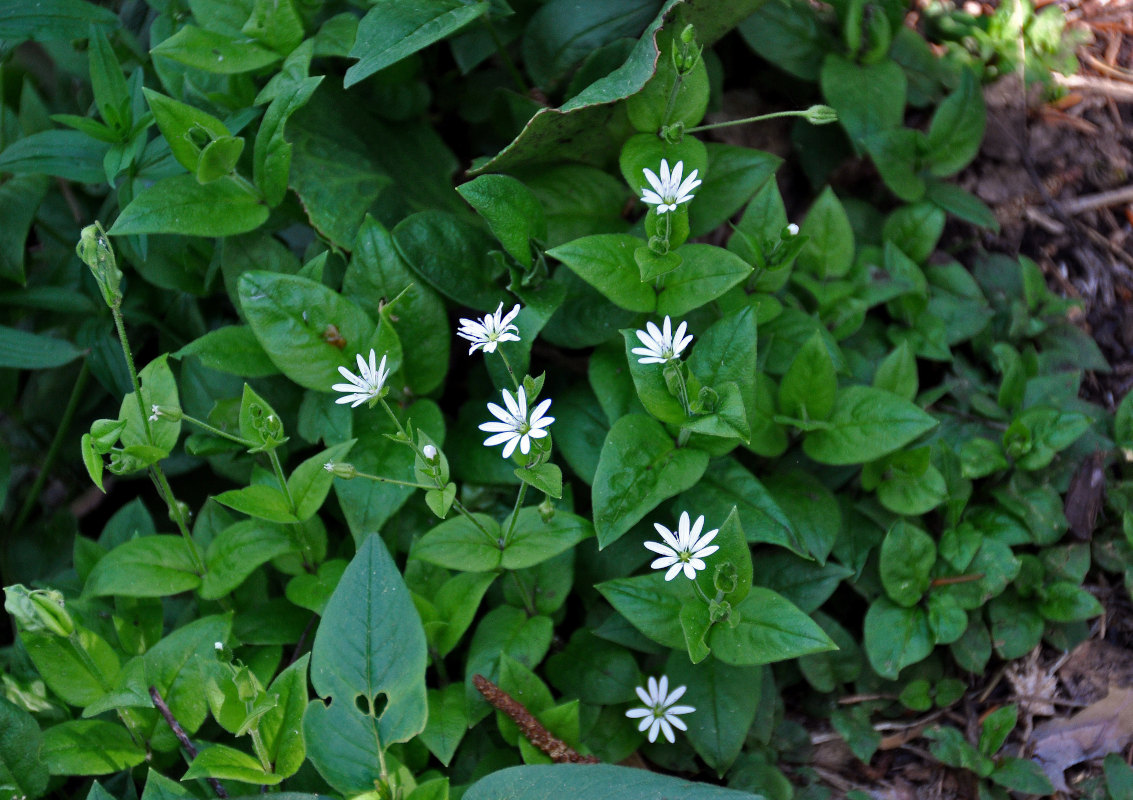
592,415,710,548
253,76,322,207
883,203,945,264
797,186,854,278
545,630,640,705
0,130,111,183
184,744,283,785
464,607,553,721
20,627,120,708
110,174,269,236
214,484,297,523
666,654,761,775
151,25,281,73
200,520,297,599
411,514,503,572
41,721,145,775
466,763,765,800
863,597,933,679
803,386,938,465
863,129,926,201
763,469,841,564
502,508,592,570
0,174,48,283
778,331,836,421
596,573,693,651
393,211,510,312
242,0,304,53
143,89,231,175
420,685,469,767
656,245,752,317
1038,582,1104,622
692,507,752,607
304,535,428,795
0,0,117,42
174,326,279,377
708,589,837,666
873,340,918,400
431,572,498,657
621,329,686,424
688,144,782,237
548,235,656,313
738,0,831,81
239,271,376,390
456,174,546,268
0,324,82,369
289,440,355,521
285,559,347,615
83,536,201,597
989,757,1054,794
925,69,985,177
0,697,49,800
879,521,936,607
345,0,490,87
820,53,906,150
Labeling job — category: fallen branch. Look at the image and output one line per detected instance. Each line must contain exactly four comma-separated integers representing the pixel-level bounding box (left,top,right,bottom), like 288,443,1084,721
149,686,229,799
473,674,599,764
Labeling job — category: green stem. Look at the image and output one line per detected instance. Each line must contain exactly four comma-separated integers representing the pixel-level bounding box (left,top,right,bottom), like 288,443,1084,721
249,728,272,773
150,466,207,575
483,16,529,95
691,578,713,605
267,449,296,513
351,470,436,490
180,413,256,447
451,498,496,541
684,109,811,134
111,303,152,442
13,361,89,534
497,349,520,391
502,480,529,548
659,70,686,130
509,571,537,617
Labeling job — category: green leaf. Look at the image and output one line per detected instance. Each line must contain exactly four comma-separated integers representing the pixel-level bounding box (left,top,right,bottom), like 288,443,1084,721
820,54,906,150
285,559,347,615
0,0,117,42
863,597,933,679
214,484,297,523
110,174,268,236
0,174,48,284
1038,582,1104,622
502,508,591,570
143,89,231,175
779,331,837,422
989,757,1054,794
879,521,936,607
513,463,563,500
763,469,841,564
693,508,753,607
41,721,145,775
253,76,322,207
289,440,356,521
548,235,656,313
239,271,376,391
862,129,926,201
457,174,547,268
592,415,710,548
304,535,428,795
151,25,281,73
597,573,693,651
83,536,202,597
797,186,854,278
665,654,761,775
752,553,853,615
979,705,1017,756
873,340,918,400
201,520,297,600
656,245,752,317
925,69,985,177
0,697,49,800
393,211,510,312
925,180,999,230
465,763,766,800
464,607,553,721
738,0,831,81
345,0,490,87
688,144,781,238
184,744,284,785
545,630,639,705
883,203,946,264
803,386,938,466
708,589,837,666
420,685,469,767
0,130,110,183
174,326,279,377
0,325,82,369
431,572,497,657
1105,752,1133,800
20,627,119,708
621,330,686,424
626,29,709,132
411,514,503,572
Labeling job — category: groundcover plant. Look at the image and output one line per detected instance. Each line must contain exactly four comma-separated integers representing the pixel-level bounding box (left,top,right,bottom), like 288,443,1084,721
0,0,1125,799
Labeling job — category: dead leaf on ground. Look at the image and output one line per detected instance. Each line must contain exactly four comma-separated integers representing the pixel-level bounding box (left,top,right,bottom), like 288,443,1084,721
1031,687,1133,792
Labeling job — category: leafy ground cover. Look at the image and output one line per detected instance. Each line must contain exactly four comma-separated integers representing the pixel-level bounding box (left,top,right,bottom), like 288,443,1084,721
1,0,1131,798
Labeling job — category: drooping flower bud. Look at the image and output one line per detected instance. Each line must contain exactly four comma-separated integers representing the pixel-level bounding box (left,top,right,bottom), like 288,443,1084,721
76,222,123,308
803,105,838,125
3,585,75,637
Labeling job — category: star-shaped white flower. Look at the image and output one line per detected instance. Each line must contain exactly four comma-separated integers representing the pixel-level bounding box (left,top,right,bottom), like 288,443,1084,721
645,511,719,581
640,159,701,213
625,675,695,744
332,349,390,407
457,302,522,355
479,386,554,459
632,316,693,365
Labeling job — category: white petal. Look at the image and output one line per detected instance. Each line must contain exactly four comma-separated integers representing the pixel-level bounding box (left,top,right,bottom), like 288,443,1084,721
664,563,683,581
667,704,695,716
527,427,550,439
688,514,705,542
625,708,651,719
518,434,532,455
640,190,665,206
500,436,519,459
646,719,662,742
642,167,665,196
483,431,516,446
658,159,672,186
682,562,699,580
666,715,688,733
658,719,675,744
479,421,515,433
635,685,654,706
654,522,681,552
500,303,521,327
691,545,719,560
650,555,679,570
665,684,687,704
644,541,677,557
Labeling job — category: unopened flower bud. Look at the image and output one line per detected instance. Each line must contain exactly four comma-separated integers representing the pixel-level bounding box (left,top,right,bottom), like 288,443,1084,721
4,585,75,637
324,461,356,479
803,105,838,125
785,223,800,237
76,222,123,308
422,444,438,461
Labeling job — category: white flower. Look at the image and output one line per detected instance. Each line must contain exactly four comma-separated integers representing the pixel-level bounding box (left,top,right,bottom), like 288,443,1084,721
786,223,799,236
479,386,554,459
631,316,693,365
645,511,719,581
323,461,335,472
625,675,695,744
332,349,390,407
640,159,701,213
457,302,522,355
422,444,438,460
149,404,160,422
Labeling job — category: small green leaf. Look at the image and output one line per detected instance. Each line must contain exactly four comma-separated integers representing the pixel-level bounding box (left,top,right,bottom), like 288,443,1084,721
597,573,693,651
656,245,752,317
0,697,49,799
457,174,547,268
548,235,657,313
664,654,761,775
502,508,591,570
924,69,985,177
796,186,854,278
803,386,938,466
879,521,936,607
201,520,297,600
42,720,145,775
863,597,933,679
420,685,469,767
254,76,323,207
779,331,836,422
184,744,283,785
83,536,202,598
513,462,562,499
411,514,503,572
708,589,837,666
1038,582,1104,622
151,25,281,74
0,324,83,369
110,174,268,236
